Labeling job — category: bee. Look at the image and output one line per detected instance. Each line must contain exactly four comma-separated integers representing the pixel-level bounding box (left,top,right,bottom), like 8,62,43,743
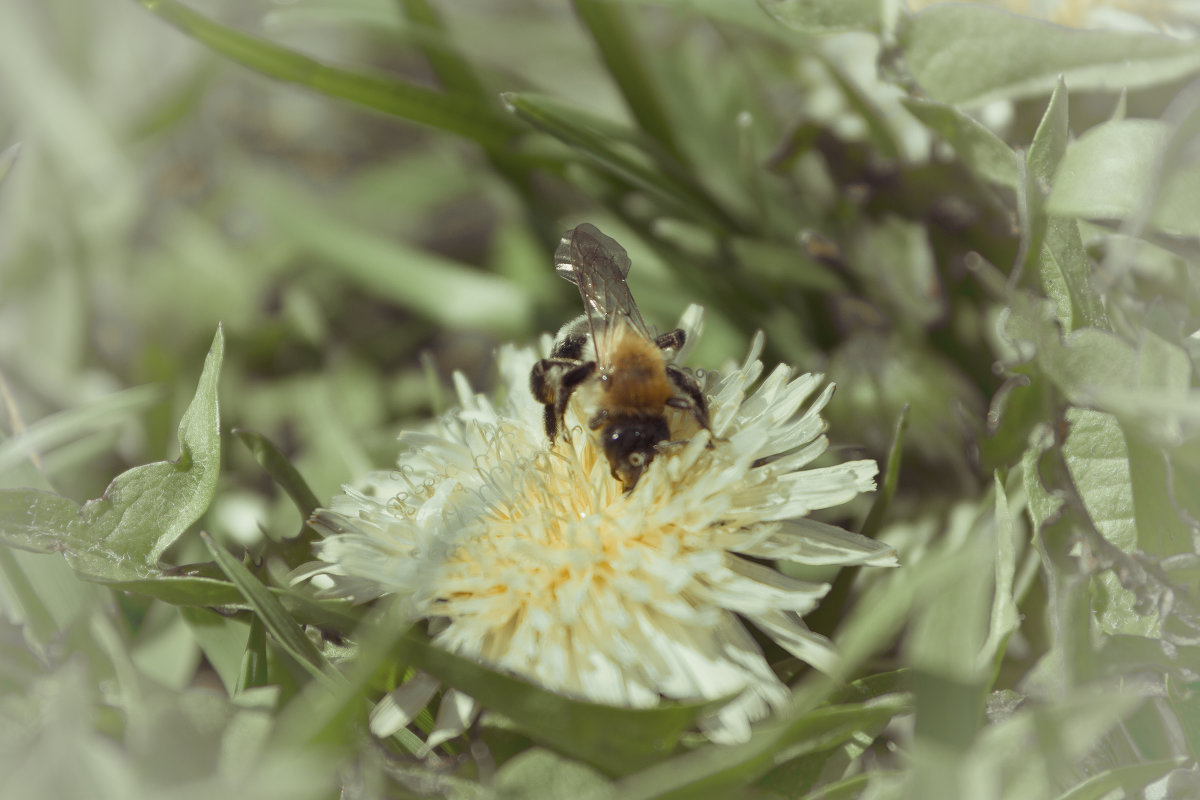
530,223,711,490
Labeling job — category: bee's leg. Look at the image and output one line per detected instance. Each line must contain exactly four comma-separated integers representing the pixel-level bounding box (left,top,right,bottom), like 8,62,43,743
531,357,583,440
654,328,686,352
553,361,596,440
665,365,711,433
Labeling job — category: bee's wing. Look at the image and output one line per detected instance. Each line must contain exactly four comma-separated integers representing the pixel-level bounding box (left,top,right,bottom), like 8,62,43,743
555,223,654,365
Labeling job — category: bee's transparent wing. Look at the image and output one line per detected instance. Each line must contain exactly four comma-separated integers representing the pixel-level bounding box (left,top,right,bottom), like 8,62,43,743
554,223,653,364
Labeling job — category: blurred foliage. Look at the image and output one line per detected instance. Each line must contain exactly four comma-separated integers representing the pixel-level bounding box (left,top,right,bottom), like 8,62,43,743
2,0,1200,797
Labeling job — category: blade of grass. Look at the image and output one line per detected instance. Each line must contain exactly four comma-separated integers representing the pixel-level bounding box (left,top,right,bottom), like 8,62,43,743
502,92,740,233
395,625,733,776
137,0,519,150
237,615,270,693
859,404,908,539
397,0,489,99
0,384,163,477
814,50,901,161
233,428,320,517
573,0,686,163
272,600,433,753
0,142,21,186
202,531,342,689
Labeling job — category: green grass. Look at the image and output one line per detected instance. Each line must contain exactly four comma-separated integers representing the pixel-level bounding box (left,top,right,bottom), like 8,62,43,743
2,0,1199,797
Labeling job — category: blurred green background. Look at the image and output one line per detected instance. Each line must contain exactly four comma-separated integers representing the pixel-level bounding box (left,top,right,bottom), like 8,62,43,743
2,0,1199,797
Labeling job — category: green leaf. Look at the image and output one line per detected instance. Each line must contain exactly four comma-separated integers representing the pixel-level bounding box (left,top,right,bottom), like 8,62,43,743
0,385,163,479
238,615,271,693
233,429,320,517
137,0,518,150
979,475,1021,684
0,141,21,187
818,51,901,161
859,405,908,539
728,237,846,294
180,606,252,696
1047,119,1200,237
759,0,885,34
397,0,490,100
1054,758,1188,800
1027,78,1069,188
1019,79,1070,290
847,216,943,327
495,749,611,800
1038,218,1108,333
106,574,245,606
611,696,909,800
1063,409,1156,637
0,489,85,555
1022,425,1061,535
899,4,1200,105
395,628,726,776
501,92,736,232
901,98,1017,189
1125,436,1195,559
243,170,532,335
1063,409,1135,552
202,532,341,688
757,678,903,797
574,0,685,162
0,328,223,581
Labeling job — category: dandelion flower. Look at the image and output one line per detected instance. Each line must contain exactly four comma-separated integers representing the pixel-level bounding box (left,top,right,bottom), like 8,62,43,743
304,315,897,744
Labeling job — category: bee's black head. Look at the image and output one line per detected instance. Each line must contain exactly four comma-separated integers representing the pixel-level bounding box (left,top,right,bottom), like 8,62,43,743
603,417,670,491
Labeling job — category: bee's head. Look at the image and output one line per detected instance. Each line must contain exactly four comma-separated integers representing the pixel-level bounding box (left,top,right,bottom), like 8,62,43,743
602,417,670,491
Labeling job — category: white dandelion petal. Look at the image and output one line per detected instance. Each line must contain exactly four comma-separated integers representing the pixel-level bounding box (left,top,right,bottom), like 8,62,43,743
747,383,835,461
749,610,839,675
369,672,442,738
306,333,894,745
631,610,757,702
420,689,479,755
739,518,899,567
672,304,706,365
736,460,879,521
701,554,830,616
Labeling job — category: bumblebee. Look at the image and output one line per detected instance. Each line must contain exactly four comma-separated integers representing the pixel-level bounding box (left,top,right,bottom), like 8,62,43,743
530,223,711,490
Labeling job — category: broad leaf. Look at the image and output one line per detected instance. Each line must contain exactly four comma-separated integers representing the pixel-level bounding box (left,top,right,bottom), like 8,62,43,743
901,98,1017,189
1047,119,1200,237
899,4,1200,105
759,0,885,34
0,328,224,581
396,629,727,776
1063,409,1156,637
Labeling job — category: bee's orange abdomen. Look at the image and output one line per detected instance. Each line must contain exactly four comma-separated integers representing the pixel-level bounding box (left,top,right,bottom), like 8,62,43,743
603,330,672,414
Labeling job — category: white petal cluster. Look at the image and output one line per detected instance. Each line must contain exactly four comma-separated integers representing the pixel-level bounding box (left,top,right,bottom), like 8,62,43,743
305,321,896,744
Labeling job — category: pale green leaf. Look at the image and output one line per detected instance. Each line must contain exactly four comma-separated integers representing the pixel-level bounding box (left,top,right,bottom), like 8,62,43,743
496,750,611,800
137,0,518,149
1038,217,1108,333
902,97,1017,189
202,532,341,688
1054,758,1188,800
1047,119,1200,237
899,4,1200,105
980,476,1021,681
760,0,886,34
1063,408,1156,637
396,629,727,776
0,328,223,581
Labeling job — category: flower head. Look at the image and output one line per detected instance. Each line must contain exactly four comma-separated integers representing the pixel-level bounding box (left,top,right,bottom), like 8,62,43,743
305,312,896,743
